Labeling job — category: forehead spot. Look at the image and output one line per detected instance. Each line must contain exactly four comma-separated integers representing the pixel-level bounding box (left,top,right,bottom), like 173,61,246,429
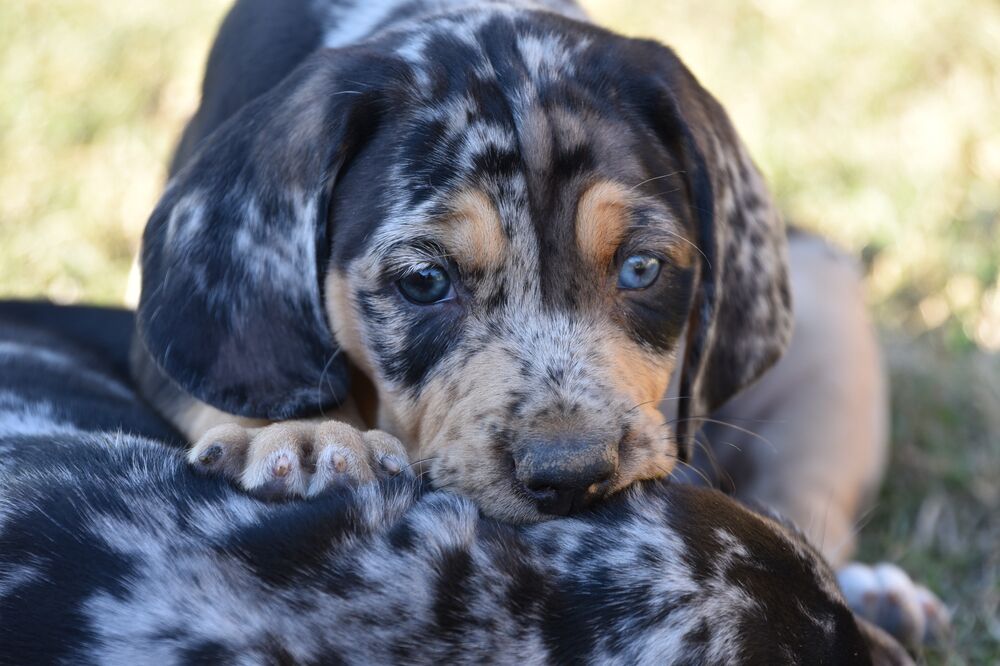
438,188,507,270
575,180,634,270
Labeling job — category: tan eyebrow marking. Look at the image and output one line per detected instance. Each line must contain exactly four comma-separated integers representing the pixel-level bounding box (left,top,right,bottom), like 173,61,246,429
438,188,507,269
577,180,697,271
575,180,634,269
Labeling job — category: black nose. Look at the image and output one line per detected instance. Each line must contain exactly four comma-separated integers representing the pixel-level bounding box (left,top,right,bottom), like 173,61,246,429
513,436,618,516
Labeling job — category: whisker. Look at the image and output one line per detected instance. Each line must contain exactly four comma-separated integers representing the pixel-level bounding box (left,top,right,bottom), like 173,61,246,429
628,170,684,192
406,457,436,469
664,415,778,455
826,502,880,558
690,415,790,427
671,459,714,488
648,186,682,199
624,395,684,416
652,430,718,489
693,436,740,493
658,227,711,268
314,348,344,418
624,394,696,417
818,488,832,555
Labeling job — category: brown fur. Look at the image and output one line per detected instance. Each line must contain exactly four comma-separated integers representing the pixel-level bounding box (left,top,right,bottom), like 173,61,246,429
440,189,508,271
575,181,633,270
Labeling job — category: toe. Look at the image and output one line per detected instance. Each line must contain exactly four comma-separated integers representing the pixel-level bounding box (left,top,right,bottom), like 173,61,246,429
305,445,358,496
242,447,307,499
363,430,412,479
915,584,951,644
239,424,317,498
188,423,252,477
314,422,377,485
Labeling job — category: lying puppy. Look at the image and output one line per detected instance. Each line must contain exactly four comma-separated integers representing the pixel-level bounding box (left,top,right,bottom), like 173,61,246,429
128,0,949,643
0,305,909,664
133,0,794,524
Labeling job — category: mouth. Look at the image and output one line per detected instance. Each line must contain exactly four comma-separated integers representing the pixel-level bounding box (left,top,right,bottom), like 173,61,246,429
427,442,635,524
419,403,671,523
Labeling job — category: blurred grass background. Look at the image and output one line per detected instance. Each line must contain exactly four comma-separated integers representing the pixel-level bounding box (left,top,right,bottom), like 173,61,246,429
0,1,996,662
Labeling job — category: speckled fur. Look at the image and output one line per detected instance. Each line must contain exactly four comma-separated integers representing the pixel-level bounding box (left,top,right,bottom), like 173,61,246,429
133,0,792,523
0,304,908,665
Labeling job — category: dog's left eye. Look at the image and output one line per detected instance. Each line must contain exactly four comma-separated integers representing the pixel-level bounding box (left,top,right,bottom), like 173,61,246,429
618,254,662,290
397,266,453,304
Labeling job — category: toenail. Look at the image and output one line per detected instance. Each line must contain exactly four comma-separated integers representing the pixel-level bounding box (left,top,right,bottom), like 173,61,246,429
380,455,403,475
272,455,292,477
198,444,223,466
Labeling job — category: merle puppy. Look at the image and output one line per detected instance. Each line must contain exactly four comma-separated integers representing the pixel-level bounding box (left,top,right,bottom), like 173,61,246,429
0,302,908,664
132,0,795,523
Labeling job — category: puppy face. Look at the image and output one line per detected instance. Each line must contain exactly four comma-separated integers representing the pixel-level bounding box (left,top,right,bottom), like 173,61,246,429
323,28,700,521
138,10,792,524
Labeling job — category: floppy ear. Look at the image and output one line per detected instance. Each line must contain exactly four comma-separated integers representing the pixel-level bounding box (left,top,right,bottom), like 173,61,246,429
136,49,388,420
633,45,794,460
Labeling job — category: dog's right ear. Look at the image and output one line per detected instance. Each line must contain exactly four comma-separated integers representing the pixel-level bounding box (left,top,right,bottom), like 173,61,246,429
137,49,394,420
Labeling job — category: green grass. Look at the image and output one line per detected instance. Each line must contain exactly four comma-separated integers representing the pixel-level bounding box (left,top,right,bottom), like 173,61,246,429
1,1,997,662
858,340,1000,663
0,1,228,303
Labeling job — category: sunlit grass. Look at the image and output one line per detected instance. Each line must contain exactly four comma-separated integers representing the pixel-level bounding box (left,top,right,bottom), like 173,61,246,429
1,1,997,662
0,0,229,303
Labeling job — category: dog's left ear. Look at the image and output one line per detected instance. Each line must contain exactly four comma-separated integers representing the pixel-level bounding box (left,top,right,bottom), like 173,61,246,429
627,42,794,459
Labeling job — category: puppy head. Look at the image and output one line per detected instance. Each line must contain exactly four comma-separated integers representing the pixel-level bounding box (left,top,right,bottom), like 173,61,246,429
137,12,791,522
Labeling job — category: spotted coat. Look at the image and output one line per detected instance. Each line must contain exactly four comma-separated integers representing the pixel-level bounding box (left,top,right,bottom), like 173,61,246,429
0,303,907,665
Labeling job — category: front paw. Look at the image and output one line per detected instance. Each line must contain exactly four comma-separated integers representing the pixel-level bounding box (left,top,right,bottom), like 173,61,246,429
188,421,410,499
838,561,951,647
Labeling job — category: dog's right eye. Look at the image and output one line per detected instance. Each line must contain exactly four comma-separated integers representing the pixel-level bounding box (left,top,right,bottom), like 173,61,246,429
397,266,454,304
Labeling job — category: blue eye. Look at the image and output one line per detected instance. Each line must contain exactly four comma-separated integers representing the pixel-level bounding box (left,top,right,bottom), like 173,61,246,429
618,254,662,290
398,265,453,304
